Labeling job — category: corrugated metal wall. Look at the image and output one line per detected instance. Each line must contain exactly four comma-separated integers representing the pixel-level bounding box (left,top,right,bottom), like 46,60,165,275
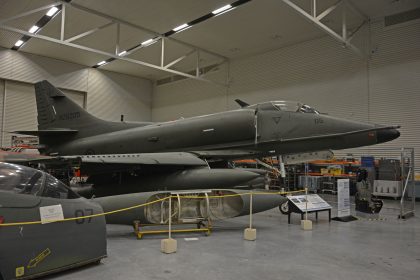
0,80,86,147
0,48,153,147
336,20,420,167
87,70,152,122
153,20,420,172
0,79,4,146
0,47,88,91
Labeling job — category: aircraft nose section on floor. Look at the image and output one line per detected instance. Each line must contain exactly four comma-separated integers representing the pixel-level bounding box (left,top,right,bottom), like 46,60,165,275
377,127,400,144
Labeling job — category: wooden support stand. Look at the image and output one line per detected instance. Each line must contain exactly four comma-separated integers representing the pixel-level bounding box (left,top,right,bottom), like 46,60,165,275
244,228,257,240
161,238,177,254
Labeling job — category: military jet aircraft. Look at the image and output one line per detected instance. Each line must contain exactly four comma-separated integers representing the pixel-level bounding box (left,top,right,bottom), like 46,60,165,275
14,80,399,196
0,162,106,280
19,81,399,158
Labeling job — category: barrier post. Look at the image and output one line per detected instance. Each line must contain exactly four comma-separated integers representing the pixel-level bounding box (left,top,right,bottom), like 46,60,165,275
244,192,257,241
301,188,312,230
161,194,177,253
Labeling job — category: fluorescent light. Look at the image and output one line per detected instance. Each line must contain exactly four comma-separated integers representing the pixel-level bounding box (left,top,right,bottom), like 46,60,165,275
46,7,59,17
212,4,232,14
173,23,188,32
214,7,235,16
141,38,154,46
118,51,127,56
97,60,106,66
14,40,24,47
28,25,39,34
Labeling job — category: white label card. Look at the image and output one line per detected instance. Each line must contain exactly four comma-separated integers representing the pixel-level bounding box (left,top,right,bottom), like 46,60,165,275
39,204,64,224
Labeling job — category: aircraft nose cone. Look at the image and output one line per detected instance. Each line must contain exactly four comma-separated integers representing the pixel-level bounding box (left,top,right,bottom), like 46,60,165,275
377,128,400,144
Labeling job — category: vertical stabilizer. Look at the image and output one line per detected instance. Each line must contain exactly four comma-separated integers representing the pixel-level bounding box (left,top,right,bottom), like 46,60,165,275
35,80,95,130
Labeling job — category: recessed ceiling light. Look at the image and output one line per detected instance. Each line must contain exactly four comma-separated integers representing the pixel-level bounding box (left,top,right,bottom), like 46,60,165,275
46,7,59,17
97,60,106,66
118,51,127,56
173,23,189,32
212,4,232,15
14,40,24,47
28,25,39,34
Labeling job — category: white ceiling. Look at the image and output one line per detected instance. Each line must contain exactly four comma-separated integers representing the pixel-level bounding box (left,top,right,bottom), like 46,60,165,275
1,0,420,80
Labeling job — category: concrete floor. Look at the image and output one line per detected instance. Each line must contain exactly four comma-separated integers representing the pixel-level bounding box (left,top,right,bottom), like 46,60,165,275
47,195,420,280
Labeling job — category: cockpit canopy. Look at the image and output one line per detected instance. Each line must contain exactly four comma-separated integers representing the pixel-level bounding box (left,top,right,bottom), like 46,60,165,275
248,101,319,114
0,162,79,199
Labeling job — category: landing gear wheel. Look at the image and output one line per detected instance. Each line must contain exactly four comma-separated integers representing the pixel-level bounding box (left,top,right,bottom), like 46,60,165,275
279,201,291,215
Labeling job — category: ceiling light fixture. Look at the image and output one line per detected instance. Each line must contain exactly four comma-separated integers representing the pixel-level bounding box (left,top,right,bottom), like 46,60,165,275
28,25,39,34
97,60,107,66
172,23,189,32
14,40,24,47
141,38,154,46
91,0,252,67
214,7,236,16
46,7,59,17
212,4,232,15
12,4,64,51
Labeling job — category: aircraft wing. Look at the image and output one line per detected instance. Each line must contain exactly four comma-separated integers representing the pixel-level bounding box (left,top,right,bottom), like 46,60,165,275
66,152,208,165
191,150,260,160
63,152,209,174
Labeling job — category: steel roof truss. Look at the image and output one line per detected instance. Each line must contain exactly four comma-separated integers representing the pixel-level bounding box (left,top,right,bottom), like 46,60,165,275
282,0,368,57
0,1,228,86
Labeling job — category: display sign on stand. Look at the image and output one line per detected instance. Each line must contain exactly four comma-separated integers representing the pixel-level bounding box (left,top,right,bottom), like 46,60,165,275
333,179,357,222
287,194,331,212
286,194,332,224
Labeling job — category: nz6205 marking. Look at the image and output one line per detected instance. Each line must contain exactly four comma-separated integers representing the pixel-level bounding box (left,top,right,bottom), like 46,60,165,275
59,111,81,121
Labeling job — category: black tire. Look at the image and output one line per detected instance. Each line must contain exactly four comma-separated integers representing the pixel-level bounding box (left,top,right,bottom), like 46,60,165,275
279,201,291,215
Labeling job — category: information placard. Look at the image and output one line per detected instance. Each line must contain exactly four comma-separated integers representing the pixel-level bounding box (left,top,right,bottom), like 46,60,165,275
39,204,64,224
337,179,351,217
287,194,331,212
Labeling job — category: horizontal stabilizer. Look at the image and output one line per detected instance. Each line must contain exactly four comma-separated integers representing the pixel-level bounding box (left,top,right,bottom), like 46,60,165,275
13,129,78,136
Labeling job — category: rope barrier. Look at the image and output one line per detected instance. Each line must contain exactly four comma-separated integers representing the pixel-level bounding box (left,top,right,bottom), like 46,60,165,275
0,189,305,227
0,197,168,227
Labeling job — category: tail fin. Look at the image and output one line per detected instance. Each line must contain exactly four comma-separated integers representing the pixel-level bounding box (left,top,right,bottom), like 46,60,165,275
35,80,97,130
15,80,150,153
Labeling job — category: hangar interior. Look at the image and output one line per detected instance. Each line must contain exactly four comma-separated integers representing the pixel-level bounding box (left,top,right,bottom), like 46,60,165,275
0,0,419,168
0,0,420,280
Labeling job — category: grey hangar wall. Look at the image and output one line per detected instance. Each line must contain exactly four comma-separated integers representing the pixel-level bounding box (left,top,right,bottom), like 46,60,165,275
152,20,420,172
0,47,152,147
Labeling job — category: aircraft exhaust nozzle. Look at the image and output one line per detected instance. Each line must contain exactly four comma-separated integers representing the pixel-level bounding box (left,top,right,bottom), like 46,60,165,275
376,127,400,144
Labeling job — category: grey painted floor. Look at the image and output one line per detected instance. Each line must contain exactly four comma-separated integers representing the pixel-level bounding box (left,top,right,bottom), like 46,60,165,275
47,195,420,280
